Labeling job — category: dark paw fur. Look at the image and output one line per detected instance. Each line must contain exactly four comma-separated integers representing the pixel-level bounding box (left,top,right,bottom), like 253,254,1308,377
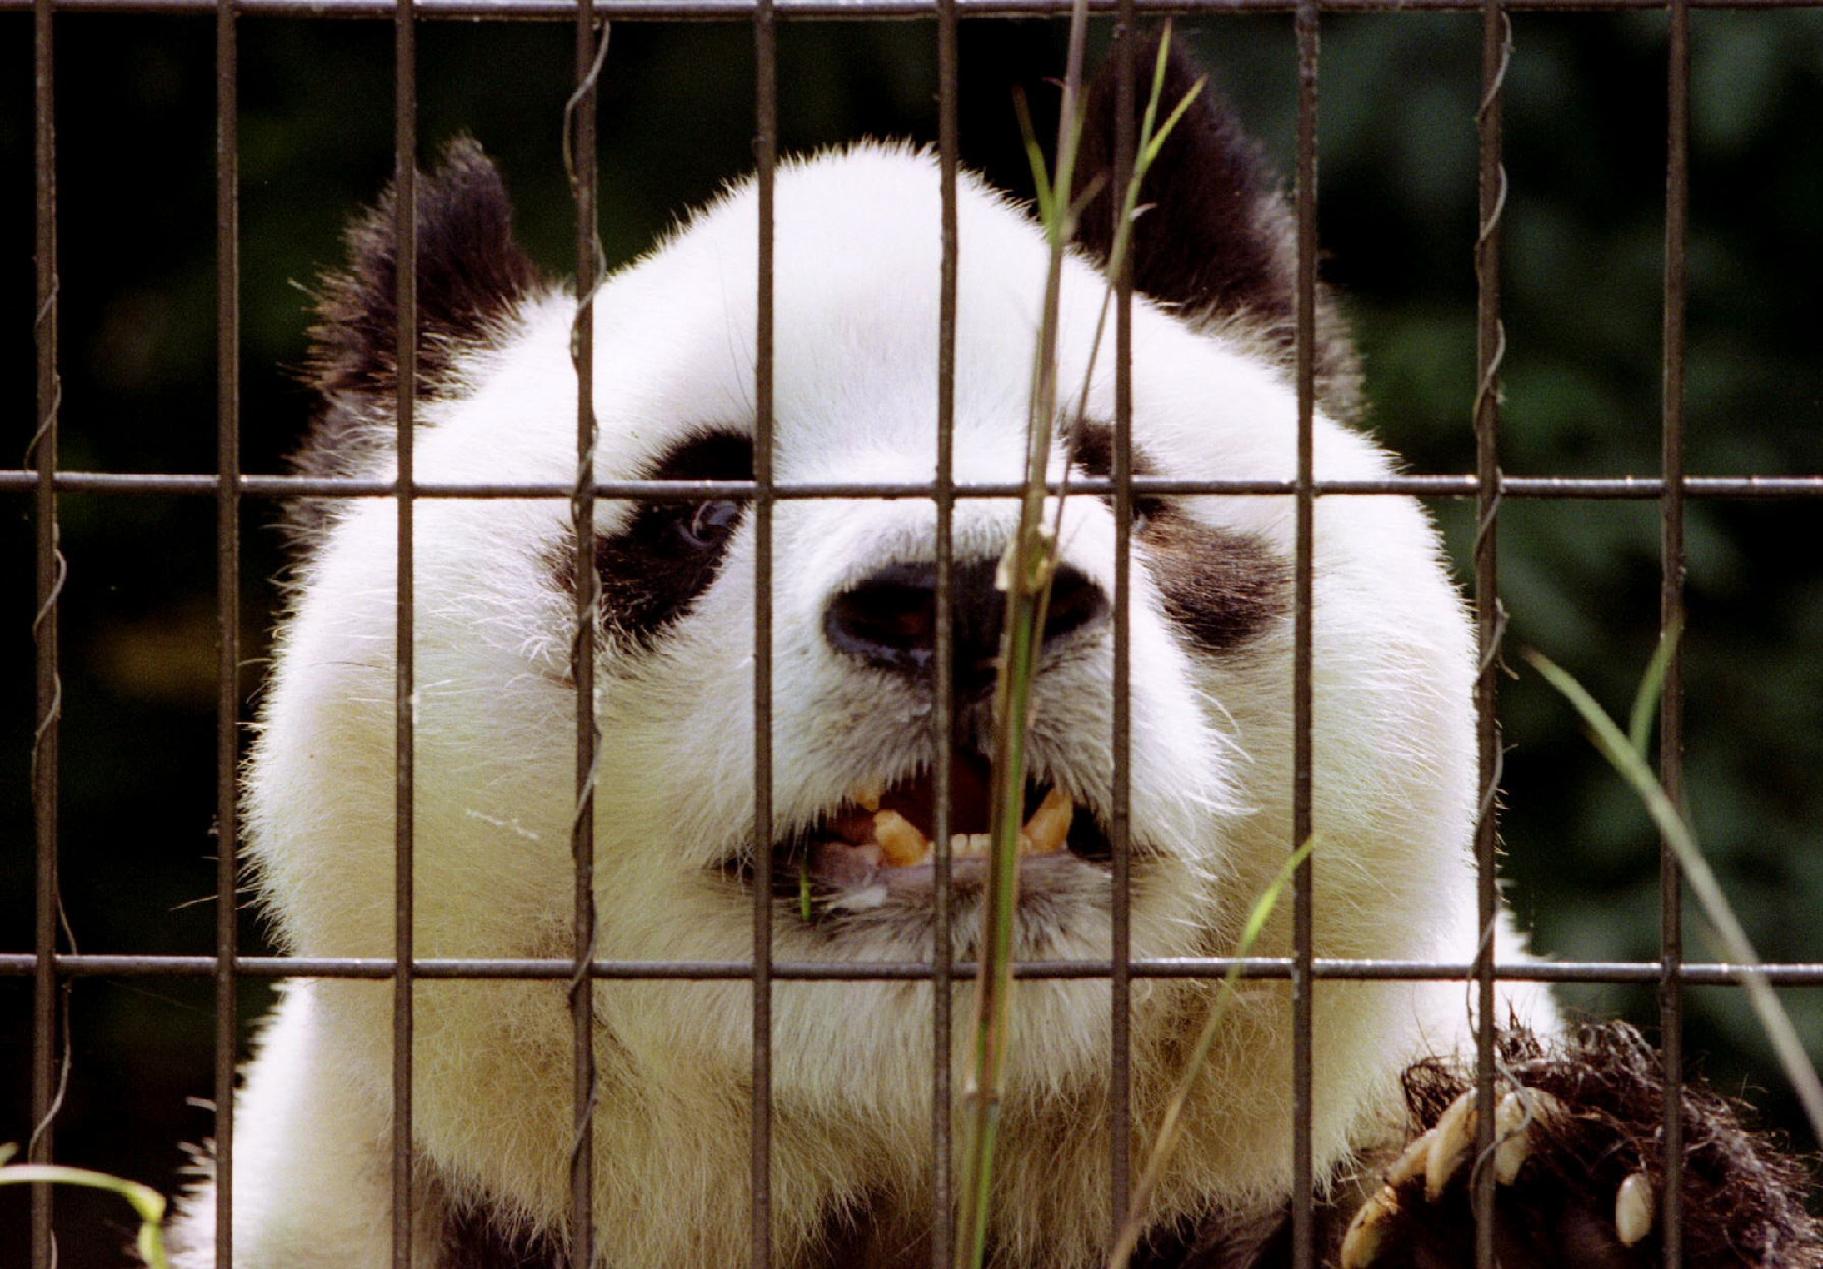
1338,1021,1821,1268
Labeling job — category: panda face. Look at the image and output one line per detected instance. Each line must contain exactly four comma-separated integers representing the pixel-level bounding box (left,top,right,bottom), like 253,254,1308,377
212,68,1533,1262
253,132,1481,1108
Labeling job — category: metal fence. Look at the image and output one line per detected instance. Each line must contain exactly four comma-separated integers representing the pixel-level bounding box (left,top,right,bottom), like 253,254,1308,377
8,2,1823,1268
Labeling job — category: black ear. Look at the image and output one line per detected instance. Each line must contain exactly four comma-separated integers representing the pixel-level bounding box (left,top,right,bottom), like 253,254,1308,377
1073,36,1361,420
306,135,541,411
289,138,540,540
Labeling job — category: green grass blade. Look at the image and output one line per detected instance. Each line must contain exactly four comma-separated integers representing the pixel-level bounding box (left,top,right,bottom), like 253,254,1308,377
1626,618,1681,759
0,1153,171,1269
1527,649,1823,1144
1108,836,1317,1269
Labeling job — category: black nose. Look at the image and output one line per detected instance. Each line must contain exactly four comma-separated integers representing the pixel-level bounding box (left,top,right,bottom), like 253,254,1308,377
823,557,1108,697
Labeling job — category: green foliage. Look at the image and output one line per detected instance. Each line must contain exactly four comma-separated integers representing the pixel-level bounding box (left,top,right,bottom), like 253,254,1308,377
1528,637,1823,1142
0,1144,170,1268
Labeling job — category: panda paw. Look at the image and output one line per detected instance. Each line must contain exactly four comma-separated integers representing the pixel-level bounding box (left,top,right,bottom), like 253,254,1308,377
1337,1021,1822,1269
1339,1081,1653,1267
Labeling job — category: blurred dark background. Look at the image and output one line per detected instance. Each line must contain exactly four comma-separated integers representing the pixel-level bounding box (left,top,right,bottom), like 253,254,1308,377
3,9,1820,1262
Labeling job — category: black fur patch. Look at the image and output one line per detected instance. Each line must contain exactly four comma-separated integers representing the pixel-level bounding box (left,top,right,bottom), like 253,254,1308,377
1127,1198,1339,1269
1074,36,1362,422
547,430,754,647
305,135,540,409
1070,421,1289,654
439,1204,568,1269
1140,513,1289,655
288,138,542,540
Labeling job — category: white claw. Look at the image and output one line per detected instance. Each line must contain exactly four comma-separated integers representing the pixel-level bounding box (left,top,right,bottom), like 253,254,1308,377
1339,1185,1400,1269
1493,1090,1529,1184
1616,1171,1655,1246
1425,1091,1477,1201
1386,1127,1432,1189
1493,1086,1563,1184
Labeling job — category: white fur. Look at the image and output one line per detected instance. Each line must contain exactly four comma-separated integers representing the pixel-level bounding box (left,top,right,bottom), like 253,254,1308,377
170,144,1553,1267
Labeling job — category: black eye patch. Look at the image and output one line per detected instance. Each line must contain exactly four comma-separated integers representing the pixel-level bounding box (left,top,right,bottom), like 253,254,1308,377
1069,420,1288,654
548,429,754,647
1067,420,1168,524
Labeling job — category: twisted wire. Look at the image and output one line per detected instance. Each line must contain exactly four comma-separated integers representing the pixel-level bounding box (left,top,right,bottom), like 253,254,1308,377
561,12,611,1229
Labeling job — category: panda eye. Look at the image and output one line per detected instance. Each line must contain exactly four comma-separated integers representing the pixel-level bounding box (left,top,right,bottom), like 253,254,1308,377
679,499,743,550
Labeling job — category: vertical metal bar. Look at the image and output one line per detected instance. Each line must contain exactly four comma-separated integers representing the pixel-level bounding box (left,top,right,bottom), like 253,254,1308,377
1291,4,1319,1265
1471,3,1511,1266
752,2,778,1263
213,1,242,1263
29,0,61,1264
1658,0,1690,1260
565,4,601,1261
391,1,418,1263
1108,0,1137,1239
930,0,958,1261
570,6,601,1265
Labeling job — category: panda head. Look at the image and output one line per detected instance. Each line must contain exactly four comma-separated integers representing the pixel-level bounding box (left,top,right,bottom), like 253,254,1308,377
246,52,1481,1173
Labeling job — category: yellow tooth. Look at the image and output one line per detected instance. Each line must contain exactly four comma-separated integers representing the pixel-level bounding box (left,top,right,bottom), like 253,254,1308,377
874,810,931,867
854,782,883,813
1021,786,1073,855
949,832,991,859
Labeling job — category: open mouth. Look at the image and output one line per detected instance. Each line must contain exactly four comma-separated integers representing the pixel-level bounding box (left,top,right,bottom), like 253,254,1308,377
727,752,1116,917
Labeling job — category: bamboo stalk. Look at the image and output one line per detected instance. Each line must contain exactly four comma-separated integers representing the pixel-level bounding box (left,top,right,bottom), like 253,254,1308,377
955,24,1204,1268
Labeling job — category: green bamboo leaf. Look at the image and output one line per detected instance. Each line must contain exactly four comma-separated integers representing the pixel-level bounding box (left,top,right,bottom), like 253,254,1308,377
965,19,1220,1268
1140,77,1204,172
1013,89,1056,235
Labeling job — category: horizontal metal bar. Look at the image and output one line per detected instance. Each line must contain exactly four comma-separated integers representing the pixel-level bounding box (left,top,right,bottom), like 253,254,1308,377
6,0,1820,15
7,952,1823,984
3,469,1822,501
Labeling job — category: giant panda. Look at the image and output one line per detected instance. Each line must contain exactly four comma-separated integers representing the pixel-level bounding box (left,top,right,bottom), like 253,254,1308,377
167,41,1820,1269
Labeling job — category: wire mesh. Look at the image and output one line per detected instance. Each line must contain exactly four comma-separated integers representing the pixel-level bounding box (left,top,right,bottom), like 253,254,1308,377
12,2,1822,1267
